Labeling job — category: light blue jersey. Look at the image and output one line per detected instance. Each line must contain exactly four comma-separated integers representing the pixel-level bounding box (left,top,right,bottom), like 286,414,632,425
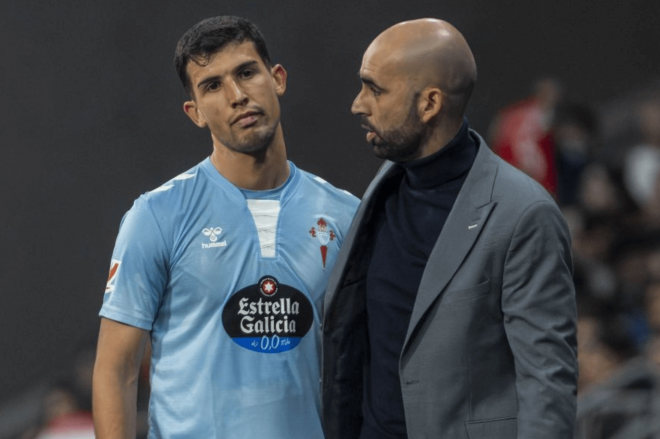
101,159,359,438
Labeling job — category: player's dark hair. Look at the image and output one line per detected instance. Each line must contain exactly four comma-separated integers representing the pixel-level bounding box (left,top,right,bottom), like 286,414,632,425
174,16,272,95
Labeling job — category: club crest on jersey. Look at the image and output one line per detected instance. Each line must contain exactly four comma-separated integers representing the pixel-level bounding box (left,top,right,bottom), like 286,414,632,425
105,259,121,294
222,276,313,354
201,226,227,249
309,218,335,269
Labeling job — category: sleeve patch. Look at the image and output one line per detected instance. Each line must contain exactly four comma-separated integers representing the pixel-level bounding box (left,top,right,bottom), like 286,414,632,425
105,259,121,294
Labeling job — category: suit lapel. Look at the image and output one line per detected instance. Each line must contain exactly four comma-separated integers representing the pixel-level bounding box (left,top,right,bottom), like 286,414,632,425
323,161,401,321
403,141,498,349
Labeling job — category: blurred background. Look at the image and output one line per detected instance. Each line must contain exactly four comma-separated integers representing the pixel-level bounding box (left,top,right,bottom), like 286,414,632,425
1,0,660,437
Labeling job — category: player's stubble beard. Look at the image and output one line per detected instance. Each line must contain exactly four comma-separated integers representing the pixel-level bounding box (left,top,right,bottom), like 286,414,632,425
220,107,280,157
364,96,425,162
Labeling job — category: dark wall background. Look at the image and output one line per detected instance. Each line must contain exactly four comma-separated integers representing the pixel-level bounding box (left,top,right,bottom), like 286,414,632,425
1,0,658,403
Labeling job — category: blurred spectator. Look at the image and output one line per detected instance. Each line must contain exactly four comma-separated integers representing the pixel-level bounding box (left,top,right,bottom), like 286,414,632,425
575,331,660,439
572,213,618,264
609,236,660,348
644,279,660,334
577,163,632,217
648,332,660,370
8,341,148,439
490,77,563,194
19,379,94,439
628,166,660,230
576,296,638,395
623,100,660,209
646,245,660,282
70,342,95,413
553,103,598,206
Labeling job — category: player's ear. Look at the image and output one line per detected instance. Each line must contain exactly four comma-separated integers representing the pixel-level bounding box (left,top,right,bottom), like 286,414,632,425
183,100,207,128
271,64,287,97
419,87,443,123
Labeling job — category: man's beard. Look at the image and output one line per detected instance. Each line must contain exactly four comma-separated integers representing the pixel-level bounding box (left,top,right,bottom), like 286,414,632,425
220,119,279,156
364,102,425,162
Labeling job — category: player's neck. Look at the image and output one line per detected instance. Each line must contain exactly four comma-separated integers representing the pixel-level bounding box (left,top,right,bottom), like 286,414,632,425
210,129,289,191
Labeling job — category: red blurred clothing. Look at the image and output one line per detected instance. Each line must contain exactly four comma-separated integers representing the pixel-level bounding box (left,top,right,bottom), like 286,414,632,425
492,97,558,195
35,411,95,439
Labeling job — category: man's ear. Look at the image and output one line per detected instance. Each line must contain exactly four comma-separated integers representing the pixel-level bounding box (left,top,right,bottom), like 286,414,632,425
419,88,443,123
271,64,287,97
183,100,207,128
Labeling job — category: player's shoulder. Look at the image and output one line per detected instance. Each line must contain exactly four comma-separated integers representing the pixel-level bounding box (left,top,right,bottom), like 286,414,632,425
294,165,360,208
119,161,207,230
138,161,206,206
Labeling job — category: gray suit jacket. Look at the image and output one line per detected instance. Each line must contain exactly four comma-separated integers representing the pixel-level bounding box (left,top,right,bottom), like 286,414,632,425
322,131,577,439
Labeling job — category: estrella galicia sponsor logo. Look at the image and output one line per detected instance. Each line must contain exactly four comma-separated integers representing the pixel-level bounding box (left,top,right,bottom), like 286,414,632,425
222,276,313,354
201,226,226,249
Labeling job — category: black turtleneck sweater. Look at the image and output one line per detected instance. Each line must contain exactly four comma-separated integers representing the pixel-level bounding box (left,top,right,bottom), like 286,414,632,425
361,121,478,439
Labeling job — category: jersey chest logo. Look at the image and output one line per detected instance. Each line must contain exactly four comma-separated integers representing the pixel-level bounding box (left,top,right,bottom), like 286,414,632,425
222,276,313,353
201,226,227,249
309,218,336,269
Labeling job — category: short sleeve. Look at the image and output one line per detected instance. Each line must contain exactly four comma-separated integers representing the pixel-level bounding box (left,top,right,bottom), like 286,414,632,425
99,197,169,330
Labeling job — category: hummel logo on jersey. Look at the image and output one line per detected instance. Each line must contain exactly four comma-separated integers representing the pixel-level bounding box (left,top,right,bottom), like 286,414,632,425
203,227,222,242
105,260,121,294
202,227,227,249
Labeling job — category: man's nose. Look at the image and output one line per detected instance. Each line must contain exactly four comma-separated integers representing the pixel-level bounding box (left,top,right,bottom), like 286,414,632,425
226,80,248,107
351,91,366,115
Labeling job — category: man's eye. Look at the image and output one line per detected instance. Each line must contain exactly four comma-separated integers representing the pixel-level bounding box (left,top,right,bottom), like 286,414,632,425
240,69,254,79
370,87,381,97
207,82,221,91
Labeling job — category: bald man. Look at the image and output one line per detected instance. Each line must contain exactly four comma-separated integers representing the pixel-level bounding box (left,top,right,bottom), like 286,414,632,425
322,19,577,439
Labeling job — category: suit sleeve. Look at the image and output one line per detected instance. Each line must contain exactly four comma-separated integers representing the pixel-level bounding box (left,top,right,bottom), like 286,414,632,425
501,200,578,438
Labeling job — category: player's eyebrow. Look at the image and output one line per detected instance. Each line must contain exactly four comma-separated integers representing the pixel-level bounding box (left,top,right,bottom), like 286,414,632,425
196,60,260,90
359,74,382,90
233,60,259,75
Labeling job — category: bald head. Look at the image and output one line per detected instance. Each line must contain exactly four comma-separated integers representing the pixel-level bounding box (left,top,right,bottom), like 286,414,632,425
366,18,477,118
352,18,478,160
